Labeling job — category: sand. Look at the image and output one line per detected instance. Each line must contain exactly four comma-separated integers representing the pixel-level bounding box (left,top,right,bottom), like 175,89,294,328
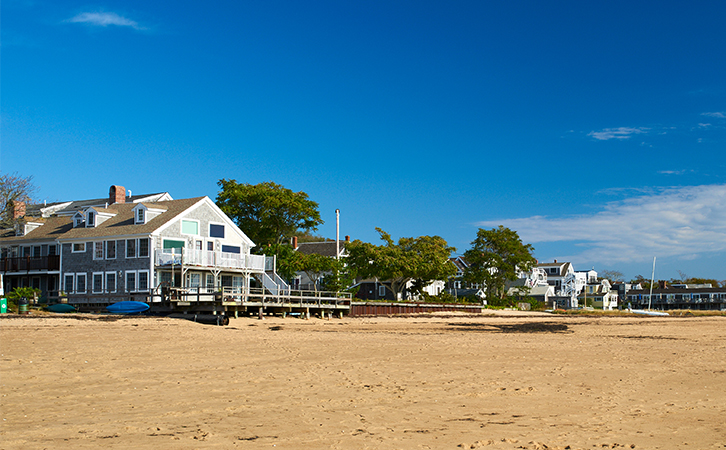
1,312,725,449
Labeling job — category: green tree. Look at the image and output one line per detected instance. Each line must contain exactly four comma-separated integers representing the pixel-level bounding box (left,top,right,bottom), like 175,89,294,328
463,226,536,301
216,180,323,247
0,172,37,228
298,252,334,291
320,258,358,294
262,243,302,282
346,228,456,301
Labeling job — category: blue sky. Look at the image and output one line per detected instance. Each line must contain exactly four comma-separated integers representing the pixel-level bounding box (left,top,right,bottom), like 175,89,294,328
2,1,726,281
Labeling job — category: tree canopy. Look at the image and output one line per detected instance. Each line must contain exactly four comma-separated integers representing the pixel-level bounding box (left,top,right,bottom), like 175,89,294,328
216,180,323,248
346,228,456,300
463,226,536,301
0,172,37,228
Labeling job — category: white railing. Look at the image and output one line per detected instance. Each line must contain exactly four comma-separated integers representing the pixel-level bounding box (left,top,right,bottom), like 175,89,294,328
155,249,266,272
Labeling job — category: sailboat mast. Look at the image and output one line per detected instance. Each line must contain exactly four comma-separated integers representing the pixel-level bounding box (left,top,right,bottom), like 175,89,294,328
648,256,656,310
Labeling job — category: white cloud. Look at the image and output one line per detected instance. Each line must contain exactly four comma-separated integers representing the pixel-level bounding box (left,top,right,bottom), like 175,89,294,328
702,112,726,119
587,127,649,141
67,12,143,30
475,184,726,266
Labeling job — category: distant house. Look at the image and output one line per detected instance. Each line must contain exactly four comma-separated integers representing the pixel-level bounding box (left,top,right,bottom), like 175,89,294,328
351,278,446,301
293,236,349,291
1,185,268,304
578,279,618,310
626,284,726,311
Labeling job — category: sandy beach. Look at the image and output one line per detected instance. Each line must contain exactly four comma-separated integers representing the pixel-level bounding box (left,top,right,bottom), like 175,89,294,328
2,312,725,449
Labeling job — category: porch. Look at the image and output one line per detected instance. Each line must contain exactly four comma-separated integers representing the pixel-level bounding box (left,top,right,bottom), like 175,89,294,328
154,249,266,272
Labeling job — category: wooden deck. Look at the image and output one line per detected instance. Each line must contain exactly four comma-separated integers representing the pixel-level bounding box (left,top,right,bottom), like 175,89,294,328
64,286,351,318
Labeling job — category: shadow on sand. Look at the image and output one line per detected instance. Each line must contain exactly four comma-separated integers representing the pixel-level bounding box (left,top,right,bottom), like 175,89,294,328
447,321,571,334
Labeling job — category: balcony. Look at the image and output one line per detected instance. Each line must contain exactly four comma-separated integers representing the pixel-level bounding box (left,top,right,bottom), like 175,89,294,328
155,249,266,272
1,255,60,273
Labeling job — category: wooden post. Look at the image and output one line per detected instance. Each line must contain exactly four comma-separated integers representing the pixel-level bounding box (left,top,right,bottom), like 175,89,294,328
258,306,264,320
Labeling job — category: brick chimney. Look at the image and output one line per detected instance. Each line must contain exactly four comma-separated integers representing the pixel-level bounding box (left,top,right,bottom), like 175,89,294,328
109,185,126,205
659,280,667,289
345,235,350,242
12,200,26,219
292,236,298,248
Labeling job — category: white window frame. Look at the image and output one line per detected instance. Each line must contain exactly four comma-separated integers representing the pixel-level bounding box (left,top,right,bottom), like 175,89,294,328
72,242,86,253
76,273,87,294
138,270,150,292
106,271,117,293
126,239,137,259
208,221,226,239
136,208,145,224
93,241,104,260
206,274,215,289
106,240,116,259
181,218,200,236
92,272,104,293
125,271,137,293
64,274,75,293
138,238,150,258
87,211,95,228
378,285,386,297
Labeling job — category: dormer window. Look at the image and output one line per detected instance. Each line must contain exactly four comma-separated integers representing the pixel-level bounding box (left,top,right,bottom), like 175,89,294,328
133,203,164,224
87,211,95,227
73,212,85,228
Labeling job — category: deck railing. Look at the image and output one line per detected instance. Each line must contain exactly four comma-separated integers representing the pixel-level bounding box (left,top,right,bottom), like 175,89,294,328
155,249,266,272
0,255,60,272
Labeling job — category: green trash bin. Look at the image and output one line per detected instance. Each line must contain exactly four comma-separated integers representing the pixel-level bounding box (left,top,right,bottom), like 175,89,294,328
0,298,7,314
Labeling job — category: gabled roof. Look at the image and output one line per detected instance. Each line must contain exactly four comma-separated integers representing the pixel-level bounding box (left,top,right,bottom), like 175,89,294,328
25,192,172,218
296,240,347,257
449,256,469,272
57,197,205,240
0,216,73,243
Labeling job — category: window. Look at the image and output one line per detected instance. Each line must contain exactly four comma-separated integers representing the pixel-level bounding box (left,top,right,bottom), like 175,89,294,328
378,285,387,297
222,245,240,254
206,274,215,289
188,273,201,288
181,219,199,235
209,223,225,238
31,277,41,289
87,212,95,227
32,246,41,257
48,245,57,256
138,238,149,258
94,242,104,260
207,241,214,251
195,240,202,251
163,239,185,253
93,273,104,293
126,239,136,258
76,273,87,293
137,208,145,224
106,272,116,293
160,271,172,286
64,274,74,293
72,242,86,253
126,271,136,292
106,240,116,259
138,271,149,291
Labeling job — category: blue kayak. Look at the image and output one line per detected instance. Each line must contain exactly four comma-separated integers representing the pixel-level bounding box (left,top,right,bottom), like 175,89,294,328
48,303,76,313
106,301,150,314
